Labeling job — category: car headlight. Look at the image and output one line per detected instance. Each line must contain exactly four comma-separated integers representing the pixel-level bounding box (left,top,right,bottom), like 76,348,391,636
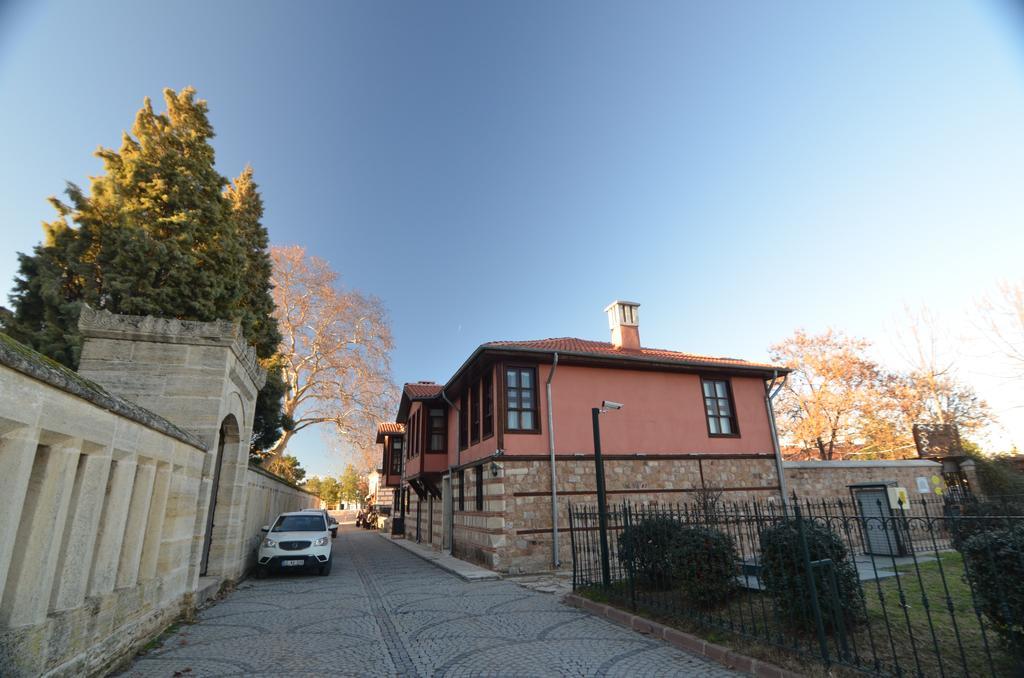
262,538,277,547
312,536,328,547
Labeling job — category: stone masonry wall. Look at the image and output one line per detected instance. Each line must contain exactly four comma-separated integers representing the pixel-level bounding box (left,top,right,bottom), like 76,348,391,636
448,455,781,574
783,459,947,501
0,351,207,677
0,311,313,677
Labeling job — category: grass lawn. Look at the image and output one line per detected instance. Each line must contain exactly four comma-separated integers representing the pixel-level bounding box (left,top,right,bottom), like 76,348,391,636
579,551,1017,677
858,551,1015,677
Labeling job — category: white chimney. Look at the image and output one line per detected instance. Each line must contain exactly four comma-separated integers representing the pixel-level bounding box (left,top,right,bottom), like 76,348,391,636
604,300,641,350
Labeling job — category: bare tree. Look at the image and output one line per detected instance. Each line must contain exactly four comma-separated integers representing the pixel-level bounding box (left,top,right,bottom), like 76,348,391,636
769,329,881,460
893,305,992,436
979,280,1024,378
268,245,397,459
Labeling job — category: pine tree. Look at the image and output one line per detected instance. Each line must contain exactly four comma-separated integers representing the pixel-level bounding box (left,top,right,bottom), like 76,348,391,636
2,87,286,451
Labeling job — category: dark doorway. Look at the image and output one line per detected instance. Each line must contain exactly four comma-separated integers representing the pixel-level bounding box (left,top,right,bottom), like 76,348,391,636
200,416,237,576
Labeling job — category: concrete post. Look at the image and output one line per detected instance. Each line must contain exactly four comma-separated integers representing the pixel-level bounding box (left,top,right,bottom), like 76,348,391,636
116,461,157,589
139,462,172,581
0,437,82,627
0,424,41,603
88,458,138,596
51,447,113,610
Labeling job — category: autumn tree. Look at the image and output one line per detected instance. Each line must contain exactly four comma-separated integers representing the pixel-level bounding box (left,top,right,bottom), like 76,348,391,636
338,464,363,504
769,329,882,460
268,245,396,459
263,454,306,484
0,88,287,450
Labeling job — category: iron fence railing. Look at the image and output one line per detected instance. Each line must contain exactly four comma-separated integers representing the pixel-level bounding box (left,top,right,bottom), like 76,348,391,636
569,494,1024,677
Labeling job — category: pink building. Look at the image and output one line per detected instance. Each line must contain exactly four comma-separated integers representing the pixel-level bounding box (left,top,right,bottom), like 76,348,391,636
379,301,789,573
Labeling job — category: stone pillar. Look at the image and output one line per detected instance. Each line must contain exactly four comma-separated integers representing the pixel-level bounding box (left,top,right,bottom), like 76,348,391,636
0,423,41,602
50,446,113,611
0,435,82,627
139,462,172,581
89,457,138,596
116,461,157,589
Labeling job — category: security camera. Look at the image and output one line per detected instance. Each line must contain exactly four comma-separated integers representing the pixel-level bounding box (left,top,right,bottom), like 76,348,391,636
602,401,624,410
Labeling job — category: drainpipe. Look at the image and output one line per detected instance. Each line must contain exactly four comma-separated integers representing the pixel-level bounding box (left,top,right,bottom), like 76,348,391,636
546,353,561,568
441,389,459,555
765,369,791,510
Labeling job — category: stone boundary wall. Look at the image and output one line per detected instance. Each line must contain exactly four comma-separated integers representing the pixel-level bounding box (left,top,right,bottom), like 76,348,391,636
0,318,312,677
783,459,947,500
0,357,208,677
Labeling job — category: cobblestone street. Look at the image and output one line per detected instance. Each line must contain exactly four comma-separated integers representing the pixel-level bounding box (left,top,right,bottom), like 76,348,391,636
121,527,738,677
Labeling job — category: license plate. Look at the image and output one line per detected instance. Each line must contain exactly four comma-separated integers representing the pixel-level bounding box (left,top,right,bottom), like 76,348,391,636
281,559,304,567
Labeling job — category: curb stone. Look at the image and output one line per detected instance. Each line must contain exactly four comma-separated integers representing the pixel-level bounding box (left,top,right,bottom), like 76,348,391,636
562,593,802,678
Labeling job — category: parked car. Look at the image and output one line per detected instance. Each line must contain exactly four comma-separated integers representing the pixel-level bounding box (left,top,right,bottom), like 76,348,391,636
256,511,333,577
301,507,339,538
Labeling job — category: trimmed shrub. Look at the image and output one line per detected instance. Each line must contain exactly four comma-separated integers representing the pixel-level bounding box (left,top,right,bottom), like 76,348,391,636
617,517,738,607
618,517,685,590
672,526,739,608
949,499,1024,550
946,499,1024,553
759,518,865,632
960,523,1024,661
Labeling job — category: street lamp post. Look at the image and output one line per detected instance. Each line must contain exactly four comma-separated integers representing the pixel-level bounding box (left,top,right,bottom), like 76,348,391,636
592,401,622,589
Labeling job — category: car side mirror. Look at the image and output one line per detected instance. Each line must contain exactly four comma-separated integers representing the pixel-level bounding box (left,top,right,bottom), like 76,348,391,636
260,525,269,533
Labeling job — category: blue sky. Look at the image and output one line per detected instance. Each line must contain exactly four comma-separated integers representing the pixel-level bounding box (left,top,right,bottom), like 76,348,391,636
2,1,1023,476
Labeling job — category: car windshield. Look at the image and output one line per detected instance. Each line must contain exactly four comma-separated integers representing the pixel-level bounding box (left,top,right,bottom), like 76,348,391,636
272,515,325,532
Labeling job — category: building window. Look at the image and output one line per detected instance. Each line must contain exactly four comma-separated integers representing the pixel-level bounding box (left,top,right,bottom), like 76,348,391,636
390,438,403,475
505,366,538,431
482,372,493,438
429,407,445,452
414,412,421,455
470,382,481,444
475,464,484,511
702,378,738,436
458,469,465,511
459,390,468,450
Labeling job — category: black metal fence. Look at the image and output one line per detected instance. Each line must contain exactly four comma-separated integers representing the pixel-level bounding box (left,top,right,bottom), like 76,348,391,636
568,494,1024,677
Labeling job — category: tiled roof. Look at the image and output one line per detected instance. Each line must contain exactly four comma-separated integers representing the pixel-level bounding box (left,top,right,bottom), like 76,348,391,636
403,382,443,399
375,421,405,443
482,337,781,371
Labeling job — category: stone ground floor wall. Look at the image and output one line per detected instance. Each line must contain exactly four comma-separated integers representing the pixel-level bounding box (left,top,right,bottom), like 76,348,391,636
450,454,781,574
405,493,445,548
407,455,968,576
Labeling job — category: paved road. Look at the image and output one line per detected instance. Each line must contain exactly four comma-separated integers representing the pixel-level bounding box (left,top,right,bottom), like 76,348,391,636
121,527,737,677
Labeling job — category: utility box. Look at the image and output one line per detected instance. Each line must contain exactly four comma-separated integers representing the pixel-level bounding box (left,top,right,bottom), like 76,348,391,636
849,482,909,557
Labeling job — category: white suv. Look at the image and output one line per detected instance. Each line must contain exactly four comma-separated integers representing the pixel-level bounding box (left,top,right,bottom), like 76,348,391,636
256,511,333,577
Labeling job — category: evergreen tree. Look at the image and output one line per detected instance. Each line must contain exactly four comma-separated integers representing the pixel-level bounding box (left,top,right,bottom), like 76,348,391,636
2,87,286,451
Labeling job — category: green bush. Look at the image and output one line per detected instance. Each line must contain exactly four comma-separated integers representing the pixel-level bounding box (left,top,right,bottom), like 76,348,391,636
949,499,1024,550
759,518,865,632
618,517,685,590
617,517,738,607
960,523,1024,661
672,526,738,608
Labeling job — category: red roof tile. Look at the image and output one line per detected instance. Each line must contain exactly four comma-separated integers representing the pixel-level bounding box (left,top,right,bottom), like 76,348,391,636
403,382,443,399
482,337,781,371
376,421,405,443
